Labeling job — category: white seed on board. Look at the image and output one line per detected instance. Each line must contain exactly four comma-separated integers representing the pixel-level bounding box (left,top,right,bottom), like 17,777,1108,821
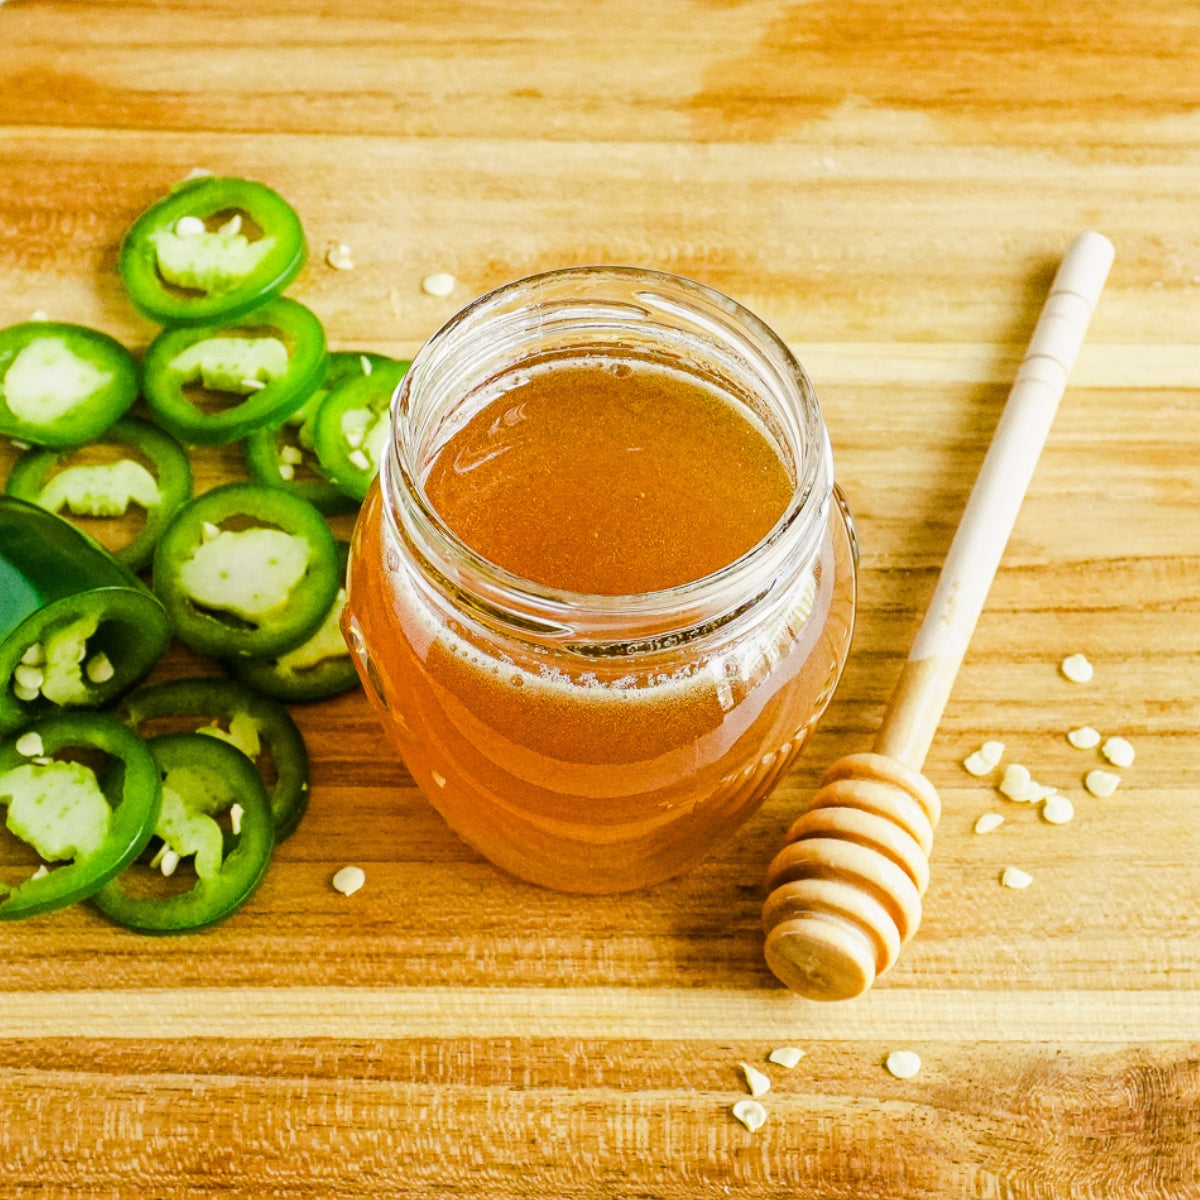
1060,654,1094,683
332,865,366,896
174,215,206,238
85,653,114,684
974,812,1005,834
421,271,456,297
31,865,50,880
739,1063,771,1098
15,731,44,758
1085,769,1121,798
348,448,371,471
280,445,304,466
20,643,45,667
885,1050,922,1079
1067,726,1101,750
767,1047,805,1069
240,377,267,391
1001,866,1033,889
963,750,995,777
217,213,243,237
999,763,1034,801
1102,737,1135,768
180,167,214,182
201,521,222,542
13,683,39,703
278,463,296,482
1040,794,1075,825
159,849,181,877
229,803,244,836
28,310,49,322
326,243,355,270
731,1100,767,1133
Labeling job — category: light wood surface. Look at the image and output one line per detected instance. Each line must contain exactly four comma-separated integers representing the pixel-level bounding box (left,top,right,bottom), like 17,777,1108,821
2,2,1199,1195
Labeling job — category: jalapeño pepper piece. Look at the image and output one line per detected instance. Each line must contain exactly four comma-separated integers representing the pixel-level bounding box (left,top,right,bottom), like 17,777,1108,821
0,497,172,736
91,732,274,934
228,541,358,703
118,678,308,839
6,417,193,572
151,483,339,660
142,297,327,446
0,712,162,920
312,357,410,502
119,176,306,327
0,321,139,449
241,352,399,516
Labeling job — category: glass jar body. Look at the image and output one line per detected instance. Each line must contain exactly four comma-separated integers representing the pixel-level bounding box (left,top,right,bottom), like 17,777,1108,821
343,267,856,893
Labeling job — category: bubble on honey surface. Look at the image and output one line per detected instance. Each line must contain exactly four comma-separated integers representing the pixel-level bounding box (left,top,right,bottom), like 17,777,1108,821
607,362,633,378
509,674,524,688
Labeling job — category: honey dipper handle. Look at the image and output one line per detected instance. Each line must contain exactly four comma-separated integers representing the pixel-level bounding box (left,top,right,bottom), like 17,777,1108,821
874,231,1115,770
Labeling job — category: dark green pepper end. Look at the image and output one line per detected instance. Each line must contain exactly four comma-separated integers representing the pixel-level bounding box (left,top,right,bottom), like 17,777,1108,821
90,732,274,935
118,176,306,327
0,321,139,449
0,712,162,921
312,358,410,502
0,497,172,736
227,541,359,703
142,297,328,447
151,482,339,660
118,677,309,840
5,417,193,572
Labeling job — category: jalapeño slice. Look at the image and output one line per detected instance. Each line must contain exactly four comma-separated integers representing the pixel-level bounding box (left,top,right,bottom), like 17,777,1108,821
119,677,309,840
119,176,306,326
142,297,327,446
91,732,274,934
0,713,162,921
0,321,139,449
6,417,193,572
242,352,400,516
311,356,409,502
151,483,339,660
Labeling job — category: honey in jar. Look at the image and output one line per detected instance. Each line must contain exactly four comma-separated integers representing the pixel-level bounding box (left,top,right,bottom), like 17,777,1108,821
344,267,856,893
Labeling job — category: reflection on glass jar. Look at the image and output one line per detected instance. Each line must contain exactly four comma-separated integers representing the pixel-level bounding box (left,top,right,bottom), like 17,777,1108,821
344,267,856,893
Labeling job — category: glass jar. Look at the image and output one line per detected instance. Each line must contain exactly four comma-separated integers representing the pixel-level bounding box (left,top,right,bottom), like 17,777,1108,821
343,267,856,893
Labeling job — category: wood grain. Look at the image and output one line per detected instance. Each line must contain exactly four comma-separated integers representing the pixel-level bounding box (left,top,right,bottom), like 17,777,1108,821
2,1,1199,1195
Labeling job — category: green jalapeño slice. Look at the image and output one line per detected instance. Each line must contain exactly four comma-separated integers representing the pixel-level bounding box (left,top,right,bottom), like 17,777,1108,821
119,176,307,326
6,417,193,572
0,322,139,449
141,297,327,446
312,356,410,501
119,678,309,840
91,732,274,934
242,352,402,516
0,713,161,921
151,483,339,660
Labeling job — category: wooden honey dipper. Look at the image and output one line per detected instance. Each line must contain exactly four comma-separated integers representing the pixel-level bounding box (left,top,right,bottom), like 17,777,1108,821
763,231,1116,1001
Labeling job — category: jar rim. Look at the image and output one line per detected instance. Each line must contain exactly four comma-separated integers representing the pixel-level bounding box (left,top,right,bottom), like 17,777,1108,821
381,265,834,644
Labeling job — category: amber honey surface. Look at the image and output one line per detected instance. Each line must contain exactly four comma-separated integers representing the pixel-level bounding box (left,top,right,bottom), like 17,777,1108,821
346,358,855,892
422,361,793,594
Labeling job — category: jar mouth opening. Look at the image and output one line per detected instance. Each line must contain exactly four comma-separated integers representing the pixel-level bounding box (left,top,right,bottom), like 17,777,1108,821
383,266,832,639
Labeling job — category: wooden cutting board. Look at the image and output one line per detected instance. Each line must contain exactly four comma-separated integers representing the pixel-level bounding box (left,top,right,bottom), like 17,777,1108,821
2,1,1199,1195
